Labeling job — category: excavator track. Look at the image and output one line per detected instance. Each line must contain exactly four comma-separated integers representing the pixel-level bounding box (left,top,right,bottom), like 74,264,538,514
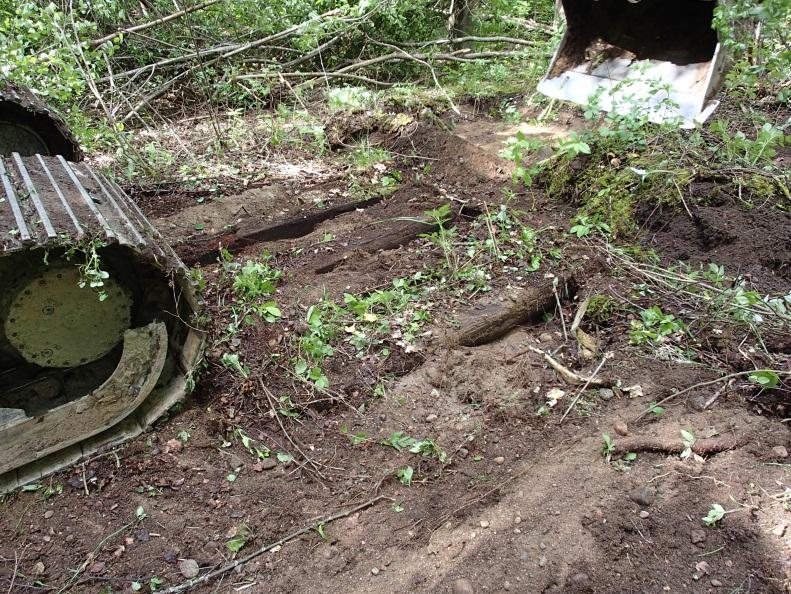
0,153,205,493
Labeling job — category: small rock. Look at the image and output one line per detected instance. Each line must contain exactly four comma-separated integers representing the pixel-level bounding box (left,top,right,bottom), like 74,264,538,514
135,529,150,542
539,542,546,550
31,561,45,575
227,454,244,470
425,414,438,423
179,559,200,579
44,510,54,519
494,456,505,465
598,388,614,401
639,511,650,519
514,516,522,524
629,486,656,507
253,458,277,471
539,332,553,343
569,572,590,587
371,567,380,576
613,421,628,436
163,551,177,563
452,578,475,594
88,562,105,574
538,556,547,568
479,520,490,528
165,438,183,453
772,523,787,537
503,581,511,591
690,529,707,545
773,446,788,458
520,551,529,561
711,579,723,587
459,447,469,458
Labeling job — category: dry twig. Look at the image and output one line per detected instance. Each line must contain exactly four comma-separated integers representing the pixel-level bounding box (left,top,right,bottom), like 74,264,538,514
162,496,389,594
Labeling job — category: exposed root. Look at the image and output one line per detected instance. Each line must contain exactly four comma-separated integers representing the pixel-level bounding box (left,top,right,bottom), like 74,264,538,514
612,434,749,457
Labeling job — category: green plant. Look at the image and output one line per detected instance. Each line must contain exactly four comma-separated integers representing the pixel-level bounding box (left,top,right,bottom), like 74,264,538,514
701,503,726,527
629,306,684,346
221,352,250,378
569,214,611,238
749,370,780,389
64,238,111,301
680,429,696,460
232,257,282,300
381,431,416,452
396,466,414,486
409,439,449,464
601,433,615,462
226,525,250,553
500,131,591,188
710,120,789,167
713,0,791,101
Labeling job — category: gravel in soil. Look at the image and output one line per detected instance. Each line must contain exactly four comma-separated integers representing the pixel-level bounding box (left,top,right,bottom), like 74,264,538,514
1,122,789,594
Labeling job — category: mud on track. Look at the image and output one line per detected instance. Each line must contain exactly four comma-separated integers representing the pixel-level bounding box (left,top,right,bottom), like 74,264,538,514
1,122,790,594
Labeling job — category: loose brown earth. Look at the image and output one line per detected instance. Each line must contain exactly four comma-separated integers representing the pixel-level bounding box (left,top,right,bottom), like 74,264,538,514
1,114,790,594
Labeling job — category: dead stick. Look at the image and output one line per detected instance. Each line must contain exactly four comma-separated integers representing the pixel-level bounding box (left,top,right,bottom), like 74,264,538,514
260,381,326,479
634,370,791,421
162,496,388,594
559,352,613,423
512,345,610,387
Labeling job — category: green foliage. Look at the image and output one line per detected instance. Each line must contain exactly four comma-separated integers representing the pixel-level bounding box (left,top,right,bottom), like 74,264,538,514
709,120,789,168
600,433,614,462
629,306,684,346
713,0,791,101
232,257,282,300
701,503,726,527
749,370,780,389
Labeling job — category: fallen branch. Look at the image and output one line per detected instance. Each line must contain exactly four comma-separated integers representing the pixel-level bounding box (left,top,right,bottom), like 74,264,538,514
509,344,611,388
162,496,388,594
397,34,542,49
89,0,221,48
612,434,749,456
559,352,613,423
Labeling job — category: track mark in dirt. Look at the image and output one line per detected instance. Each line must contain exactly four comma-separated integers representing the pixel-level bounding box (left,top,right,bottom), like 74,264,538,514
182,192,385,265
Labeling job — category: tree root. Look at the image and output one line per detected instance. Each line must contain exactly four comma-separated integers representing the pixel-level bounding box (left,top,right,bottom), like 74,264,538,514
612,435,749,456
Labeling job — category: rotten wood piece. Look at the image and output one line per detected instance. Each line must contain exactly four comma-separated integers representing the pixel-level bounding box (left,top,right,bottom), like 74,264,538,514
455,275,576,347
612,434,749,457
315,215,450,274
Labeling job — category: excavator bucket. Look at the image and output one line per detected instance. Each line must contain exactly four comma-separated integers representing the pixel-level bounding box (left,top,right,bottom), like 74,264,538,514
0,83,205,493
538,0,727,126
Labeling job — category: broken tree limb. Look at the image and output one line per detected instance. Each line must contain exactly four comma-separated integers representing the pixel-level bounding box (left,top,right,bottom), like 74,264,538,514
454,276,576,347
161,496,388,594
612,434,749,457
89,0,221,48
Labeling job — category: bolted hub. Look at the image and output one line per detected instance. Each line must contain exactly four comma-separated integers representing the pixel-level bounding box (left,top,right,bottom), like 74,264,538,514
3,267,132,368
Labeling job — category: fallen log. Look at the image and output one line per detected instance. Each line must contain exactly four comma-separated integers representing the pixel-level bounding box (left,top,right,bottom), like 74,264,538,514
314,215,450,273
612,434,749,457
454,275,576,347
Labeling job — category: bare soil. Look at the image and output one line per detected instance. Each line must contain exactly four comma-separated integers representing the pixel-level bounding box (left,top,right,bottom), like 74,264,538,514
1,118,790,594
